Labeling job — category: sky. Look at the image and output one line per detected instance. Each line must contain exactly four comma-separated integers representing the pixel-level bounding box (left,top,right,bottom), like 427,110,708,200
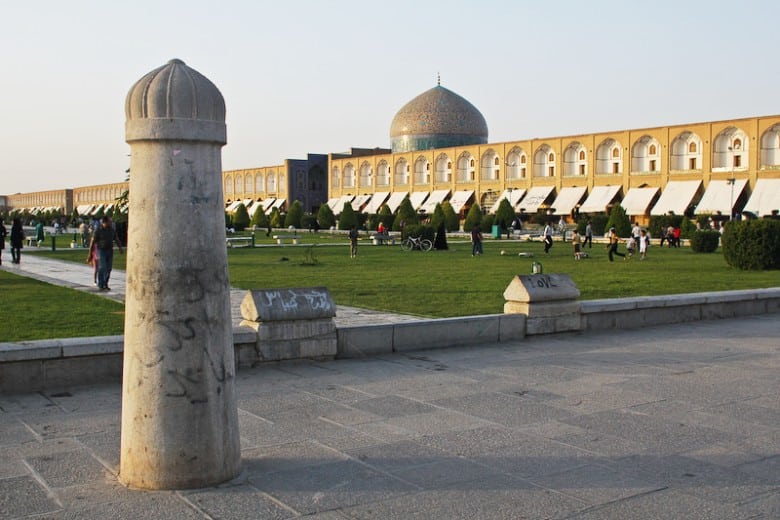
1,0,779,195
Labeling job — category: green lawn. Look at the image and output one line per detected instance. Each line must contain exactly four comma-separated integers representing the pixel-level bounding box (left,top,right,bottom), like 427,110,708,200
21,235,779,342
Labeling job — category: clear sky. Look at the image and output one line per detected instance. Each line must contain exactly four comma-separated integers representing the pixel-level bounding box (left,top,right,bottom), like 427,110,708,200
1,0,778,195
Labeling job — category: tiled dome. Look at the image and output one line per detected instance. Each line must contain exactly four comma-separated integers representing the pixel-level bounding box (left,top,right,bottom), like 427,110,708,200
390,85,488,153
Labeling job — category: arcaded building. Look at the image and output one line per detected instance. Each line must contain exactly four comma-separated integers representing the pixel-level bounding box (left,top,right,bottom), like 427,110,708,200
328,83,780,222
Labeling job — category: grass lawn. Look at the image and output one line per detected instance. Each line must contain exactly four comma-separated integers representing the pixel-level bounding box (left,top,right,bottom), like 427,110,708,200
27,234,780,327
0,269,125,341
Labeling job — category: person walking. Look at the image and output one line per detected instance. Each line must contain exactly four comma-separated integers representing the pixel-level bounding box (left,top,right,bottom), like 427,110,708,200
639,229,649,260
87,216,122,291
607,227,626,262
584,219,593,248
471,224,483,256
348,225,359,258
0,220,6,265
543,222,554,254
10,218,24,264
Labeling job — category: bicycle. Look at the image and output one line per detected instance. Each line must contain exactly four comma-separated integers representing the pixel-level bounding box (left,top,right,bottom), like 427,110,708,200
400,235,433,251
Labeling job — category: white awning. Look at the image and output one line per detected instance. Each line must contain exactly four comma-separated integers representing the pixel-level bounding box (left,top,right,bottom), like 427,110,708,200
650,180,702,216
489,189,526,214
90,204,105,216
620,187,660,216
226,200,243,212
326,197,340,210
332,195,355,215
695,179,748,215
579,185,622,214
249,202,264,217
550,187,587,215
516,185,555,213
409,191,429,211
743,179,780,217
363,192,390,214
351,194,372,212
271,198,286,210
420,190,450,214
76,204,93,215
449,190,475,213
385,192,408,213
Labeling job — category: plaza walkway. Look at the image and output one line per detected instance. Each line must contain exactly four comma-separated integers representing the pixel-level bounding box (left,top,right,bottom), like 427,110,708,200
1,251,778,518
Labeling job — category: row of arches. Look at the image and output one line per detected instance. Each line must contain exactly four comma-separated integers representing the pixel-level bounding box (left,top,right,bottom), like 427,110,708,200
74,186,126,204
224,171,285,196
331,124,780,188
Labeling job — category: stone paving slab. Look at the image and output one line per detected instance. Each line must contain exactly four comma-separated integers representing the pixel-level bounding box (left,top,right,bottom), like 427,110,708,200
0,315,778,518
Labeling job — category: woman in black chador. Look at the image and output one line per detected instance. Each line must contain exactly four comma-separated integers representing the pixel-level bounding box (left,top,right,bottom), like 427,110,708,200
434,222,448,250
10,218,24,264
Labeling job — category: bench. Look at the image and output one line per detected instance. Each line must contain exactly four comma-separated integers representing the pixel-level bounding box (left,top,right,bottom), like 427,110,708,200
371,233,395,245
26,237,43,247
273,235,300,245
226,236,254,248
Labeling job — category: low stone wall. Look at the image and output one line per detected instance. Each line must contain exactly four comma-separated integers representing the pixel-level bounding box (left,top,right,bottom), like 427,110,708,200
1,288,778,395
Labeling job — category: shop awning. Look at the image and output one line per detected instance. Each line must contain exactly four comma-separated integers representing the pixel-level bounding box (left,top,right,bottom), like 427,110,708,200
620,187,660,216
550,187,587,215
449,190,475,213
363,192,390,214
695,179,748,215
489,189,526,214
226,200,243,212
385,192,409,213
578,185,622,214
409,191,429,211
332,195,355,215
743,179,780,217
351,194,372,212
420,190,450,214
271,198,286,210
650,181,702,216
325,197,340,210
516,186,555,213
261,198,276,212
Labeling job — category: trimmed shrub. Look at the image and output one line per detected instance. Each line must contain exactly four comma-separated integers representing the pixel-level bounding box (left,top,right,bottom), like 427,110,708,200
430,203,445,231
680,217,698,239
301,213,317,230
722,219,780,270
338,202,358,230
392,197,419,231
649,215,683,239
250,206,268,228
403,224,435,242
494,198,515,232
605,203,631,237
441,201,460,232
463,203,483,231
269,207,282,228
378,204,394,229
232,203,250,231
480,213,495,233
576,213,609,236
317,203,336,229
284,200,304,229
690,230,720,253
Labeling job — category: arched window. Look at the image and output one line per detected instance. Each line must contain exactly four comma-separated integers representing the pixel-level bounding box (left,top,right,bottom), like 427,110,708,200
235,175,244,195
760,123,780,168
267,172,277,193
414,156,429,184
649,144,657,155
631,135,661,173
713,127,749,170
563,142,586,176
434,153,451,183
255,173,264,192
278,173,285,192
359,161,372,187
506,146,527,179
376,160,390,186
457,152,475,182
671,131,702,171
534,145,555,177
343,163,356,188
596,138,623,174
331,166,340,188
481,149,500,180
394,158,409,185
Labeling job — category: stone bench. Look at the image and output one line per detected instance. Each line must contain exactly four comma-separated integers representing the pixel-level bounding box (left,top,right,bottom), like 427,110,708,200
371,233,395,245
226,236,254,248
26,237,42,247
273,234,300,245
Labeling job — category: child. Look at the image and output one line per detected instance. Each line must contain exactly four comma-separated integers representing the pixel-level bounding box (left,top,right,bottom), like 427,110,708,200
572,230,582,259
626,236,636,258
87,240,99,285
639,229,648,260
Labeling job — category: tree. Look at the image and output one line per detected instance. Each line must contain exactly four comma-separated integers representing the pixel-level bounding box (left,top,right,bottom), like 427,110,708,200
284,200,304,229
378,204,394,229
232,203,250,231
317,203,336,229
269,207,282,228
338,202,358,230
463,203,483,231
605,203,631,237
392,197,418,231
441,201,460,232
494,198,515,233
250,206,268,228
430,203,445,231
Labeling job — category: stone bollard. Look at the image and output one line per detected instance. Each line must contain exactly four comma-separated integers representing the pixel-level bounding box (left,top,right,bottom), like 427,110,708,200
239,287,337,362
119,59,241,489
503,273,581,335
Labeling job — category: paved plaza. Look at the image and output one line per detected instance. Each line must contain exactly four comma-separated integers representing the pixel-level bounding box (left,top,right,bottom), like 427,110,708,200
1,306,778,518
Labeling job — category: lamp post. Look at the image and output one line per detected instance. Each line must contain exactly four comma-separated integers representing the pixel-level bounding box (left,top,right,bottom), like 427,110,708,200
727,146,735,221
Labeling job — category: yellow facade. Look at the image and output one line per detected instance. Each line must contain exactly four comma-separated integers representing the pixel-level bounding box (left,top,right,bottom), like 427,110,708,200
222,164,287,203
328,114,780,214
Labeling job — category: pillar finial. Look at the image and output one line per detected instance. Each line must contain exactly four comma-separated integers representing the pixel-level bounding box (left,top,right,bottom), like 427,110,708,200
437,72,441,86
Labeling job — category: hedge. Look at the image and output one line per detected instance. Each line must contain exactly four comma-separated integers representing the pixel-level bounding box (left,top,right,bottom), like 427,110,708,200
690,230,720,253
721,219,780,270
